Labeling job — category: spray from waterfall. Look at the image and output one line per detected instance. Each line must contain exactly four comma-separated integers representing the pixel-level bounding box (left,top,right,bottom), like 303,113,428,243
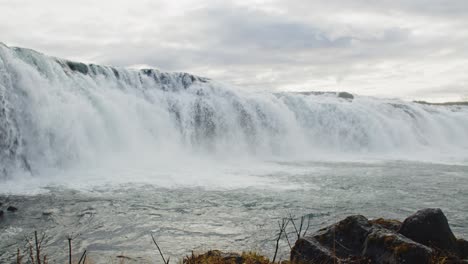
1,43,468,181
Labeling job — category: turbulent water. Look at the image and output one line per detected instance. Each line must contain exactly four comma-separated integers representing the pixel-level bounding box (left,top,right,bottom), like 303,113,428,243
0,43,468,262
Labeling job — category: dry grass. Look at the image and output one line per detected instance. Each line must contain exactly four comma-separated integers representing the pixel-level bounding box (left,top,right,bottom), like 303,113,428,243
181,250,287,264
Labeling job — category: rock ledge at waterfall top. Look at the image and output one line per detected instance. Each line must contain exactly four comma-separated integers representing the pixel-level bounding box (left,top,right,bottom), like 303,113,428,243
291,208,468,264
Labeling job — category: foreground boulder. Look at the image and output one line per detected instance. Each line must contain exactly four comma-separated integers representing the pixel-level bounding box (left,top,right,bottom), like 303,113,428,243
291,208,467,264
399,208,458,254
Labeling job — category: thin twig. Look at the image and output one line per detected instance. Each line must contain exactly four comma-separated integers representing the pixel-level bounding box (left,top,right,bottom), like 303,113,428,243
283,230,293,250
302,216,311,238
298,216,304,239
289,213,301,240
151,233,169,264
27,239,35,264
34,231,41,264
77,250,87,264
272,218,288,263
67,236,72,264
16,248,23,264
38,232,46,249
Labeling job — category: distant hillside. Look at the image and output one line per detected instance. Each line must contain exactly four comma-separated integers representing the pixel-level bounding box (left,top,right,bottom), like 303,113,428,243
414,100,468,106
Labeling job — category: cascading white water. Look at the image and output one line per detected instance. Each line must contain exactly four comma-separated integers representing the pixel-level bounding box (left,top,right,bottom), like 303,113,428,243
1,43,468,180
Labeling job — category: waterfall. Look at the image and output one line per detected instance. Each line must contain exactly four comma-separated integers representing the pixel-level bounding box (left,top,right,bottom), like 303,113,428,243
1,43,468,178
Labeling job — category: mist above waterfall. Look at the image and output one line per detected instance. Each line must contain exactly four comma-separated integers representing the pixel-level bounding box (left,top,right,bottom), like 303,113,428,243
1,43,468,191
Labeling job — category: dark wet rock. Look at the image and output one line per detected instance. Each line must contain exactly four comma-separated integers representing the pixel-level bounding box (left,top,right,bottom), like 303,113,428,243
291,209,467,264
291,238,339,263
112,68,120,79
7,206,18,212
458,239,468,259
314,215,371,257
363,229,432,263
141,68,153,76
414,100,468,106
291,215,372,263
66,61,89,74
338,92,354,100
288,91,355,100
88,64,107,76
181,73,196,88
399,208,458,254
369,218,402,232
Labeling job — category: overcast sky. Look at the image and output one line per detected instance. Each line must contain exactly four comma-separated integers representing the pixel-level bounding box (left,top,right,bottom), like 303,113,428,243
1,0,467,101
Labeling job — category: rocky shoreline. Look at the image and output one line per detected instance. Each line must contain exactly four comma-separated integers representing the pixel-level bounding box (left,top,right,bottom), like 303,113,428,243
2,206,467,263
190,208,467,264
291,208,467,263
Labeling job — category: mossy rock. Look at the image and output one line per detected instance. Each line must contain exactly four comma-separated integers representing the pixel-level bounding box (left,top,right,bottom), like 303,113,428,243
369,218,401,232
363,229,432,263
291,215,372,263
290,209,468,263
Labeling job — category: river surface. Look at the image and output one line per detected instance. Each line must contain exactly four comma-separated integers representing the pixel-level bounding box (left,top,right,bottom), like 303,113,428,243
1,159,467,263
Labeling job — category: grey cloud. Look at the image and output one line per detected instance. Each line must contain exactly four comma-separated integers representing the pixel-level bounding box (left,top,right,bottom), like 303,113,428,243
381,0,468,17
0,0,467,101
194,6,353,50
279,0,468,18
412,83,468,96
100,5,414,69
